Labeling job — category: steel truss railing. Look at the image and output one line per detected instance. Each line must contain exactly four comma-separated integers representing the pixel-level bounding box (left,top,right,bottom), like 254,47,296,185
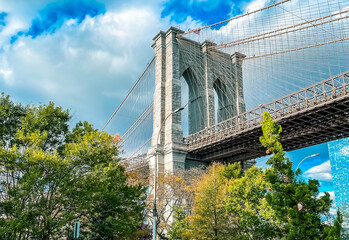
185,70,349,151
120,153,148,172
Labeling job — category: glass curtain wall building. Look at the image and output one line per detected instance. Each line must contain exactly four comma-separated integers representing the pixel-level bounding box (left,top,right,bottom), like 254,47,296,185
328,138,349,235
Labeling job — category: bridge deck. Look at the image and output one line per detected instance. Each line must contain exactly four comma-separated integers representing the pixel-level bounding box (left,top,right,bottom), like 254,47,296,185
185,71,349,162
120,153,148,172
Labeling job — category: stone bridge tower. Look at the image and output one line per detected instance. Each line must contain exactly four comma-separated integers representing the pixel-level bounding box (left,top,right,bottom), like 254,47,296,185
147,27,246,175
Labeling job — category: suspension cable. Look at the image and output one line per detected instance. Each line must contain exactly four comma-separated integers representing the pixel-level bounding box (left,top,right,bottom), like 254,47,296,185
176,0,291,37
101,57,155,131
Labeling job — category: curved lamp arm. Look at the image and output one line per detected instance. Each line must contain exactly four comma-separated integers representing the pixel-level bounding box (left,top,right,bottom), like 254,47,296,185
295,153,320,171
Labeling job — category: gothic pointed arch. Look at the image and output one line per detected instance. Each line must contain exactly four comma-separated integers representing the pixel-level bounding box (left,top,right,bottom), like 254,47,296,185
181,67,205,134
213,78,233,122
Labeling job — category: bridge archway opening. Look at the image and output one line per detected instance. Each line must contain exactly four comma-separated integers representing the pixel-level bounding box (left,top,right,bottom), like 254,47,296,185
181,68,204,135
213,78,230,123
181,76,189,137
213,89,219,124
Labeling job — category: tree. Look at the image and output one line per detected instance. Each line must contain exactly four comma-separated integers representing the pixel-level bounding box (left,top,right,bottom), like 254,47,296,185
0,140,73,239
168,206,190,240
341,205,349,239
0,95,74,239
259,112,338,239
64,122,147,239
0,92,26,149
189,161,279,240
225,165,280,239
186,163,232,240
167,112,341,239
324,209,343,240
168,163,278,240
144,167,204,239
0,93,146,239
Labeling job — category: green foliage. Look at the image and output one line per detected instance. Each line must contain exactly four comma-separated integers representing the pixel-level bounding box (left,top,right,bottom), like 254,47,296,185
226,166,280,239
260,112,294,178
0,146,74,239
259,112,282,155
187,163,232,240
221,162,243,180
0,93,146,239
17,101,71,153
181,163,279,240
0,92,26,149
260,112,339,239
168,112,342,240
324,209,343,240
168,206,190,240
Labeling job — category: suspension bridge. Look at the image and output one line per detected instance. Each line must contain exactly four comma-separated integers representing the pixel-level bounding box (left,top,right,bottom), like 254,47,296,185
102,0,349,172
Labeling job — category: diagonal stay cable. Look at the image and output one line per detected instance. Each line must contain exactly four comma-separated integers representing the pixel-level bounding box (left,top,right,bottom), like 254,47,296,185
121,103,153,139
212,9,349,50
129,138,152,159
244,37,349,60
119,108,153,145
176,0,291,37
275,2,343,39
101,56,155,131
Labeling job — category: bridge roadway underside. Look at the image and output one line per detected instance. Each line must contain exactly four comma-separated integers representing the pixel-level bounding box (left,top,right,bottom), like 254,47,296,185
186,96,349,163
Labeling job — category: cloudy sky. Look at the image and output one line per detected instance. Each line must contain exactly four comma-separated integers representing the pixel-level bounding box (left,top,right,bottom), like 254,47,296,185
0,0,255,128
0,0,337,203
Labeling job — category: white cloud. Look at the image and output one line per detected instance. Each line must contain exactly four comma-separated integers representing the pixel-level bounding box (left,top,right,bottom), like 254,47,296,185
318,191,337,217
0,6,168,128
0,0,50,47
0,56,13,85
318,191,335,201
244,0,268,13
2,0,346,136
305,160,333,182
65,18,78,27
305,160,331,174
329,207,337,216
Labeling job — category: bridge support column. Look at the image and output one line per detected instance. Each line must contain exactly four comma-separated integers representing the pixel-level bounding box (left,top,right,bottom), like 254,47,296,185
202,41,217,127
241,159,256,171
163,27,187,174
148,27,250,175
232,52,246,115
148,30,166,176
149,27,188,175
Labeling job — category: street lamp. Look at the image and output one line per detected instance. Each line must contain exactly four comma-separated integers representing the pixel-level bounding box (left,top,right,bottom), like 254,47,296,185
295,153,320,172
153,106,185,240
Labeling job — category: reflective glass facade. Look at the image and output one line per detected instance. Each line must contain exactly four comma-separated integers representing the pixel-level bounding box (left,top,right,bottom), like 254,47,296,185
328,138,349,235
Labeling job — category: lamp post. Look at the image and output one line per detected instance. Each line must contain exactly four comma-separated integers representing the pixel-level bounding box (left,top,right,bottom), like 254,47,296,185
295,153,320,172
153,106,185,240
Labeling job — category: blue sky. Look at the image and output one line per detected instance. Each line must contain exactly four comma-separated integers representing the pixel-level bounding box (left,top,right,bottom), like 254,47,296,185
162,0,243,27
10,1,105,43
0,0,338,206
